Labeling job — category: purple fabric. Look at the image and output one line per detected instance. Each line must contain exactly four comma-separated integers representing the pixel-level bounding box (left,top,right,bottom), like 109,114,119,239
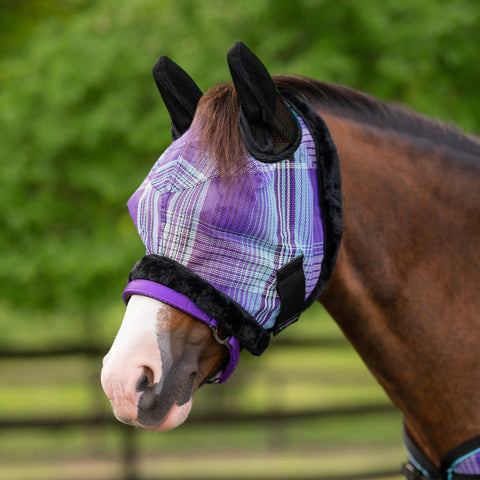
452,449,480,474
123,279,239,383
127,114,323,331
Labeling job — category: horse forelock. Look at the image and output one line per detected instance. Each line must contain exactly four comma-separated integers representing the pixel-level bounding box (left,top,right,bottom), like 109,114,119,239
191,83,248,177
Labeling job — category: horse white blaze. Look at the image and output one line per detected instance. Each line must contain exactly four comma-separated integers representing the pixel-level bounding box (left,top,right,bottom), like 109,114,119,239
101,295,192,429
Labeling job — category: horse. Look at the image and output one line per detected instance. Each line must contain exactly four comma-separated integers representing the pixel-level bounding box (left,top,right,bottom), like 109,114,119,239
101,42,480,479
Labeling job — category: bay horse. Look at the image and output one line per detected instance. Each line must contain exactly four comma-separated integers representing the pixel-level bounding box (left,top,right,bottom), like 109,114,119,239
101,42,480,479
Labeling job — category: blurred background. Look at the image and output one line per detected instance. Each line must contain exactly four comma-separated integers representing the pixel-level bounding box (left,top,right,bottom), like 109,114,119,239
1,0,479,479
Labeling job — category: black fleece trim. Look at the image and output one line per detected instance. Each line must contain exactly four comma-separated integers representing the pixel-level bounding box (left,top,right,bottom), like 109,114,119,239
281,90,343,310
127,255,270,355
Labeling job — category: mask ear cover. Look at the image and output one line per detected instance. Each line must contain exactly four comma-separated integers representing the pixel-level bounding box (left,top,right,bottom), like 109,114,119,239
227,41,301,163
152,56,203,140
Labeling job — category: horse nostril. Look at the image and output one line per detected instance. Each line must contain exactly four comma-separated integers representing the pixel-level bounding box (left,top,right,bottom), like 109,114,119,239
136,366,155,392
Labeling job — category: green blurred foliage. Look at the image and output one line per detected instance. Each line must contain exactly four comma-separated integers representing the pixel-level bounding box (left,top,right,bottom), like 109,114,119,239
1,0,479,342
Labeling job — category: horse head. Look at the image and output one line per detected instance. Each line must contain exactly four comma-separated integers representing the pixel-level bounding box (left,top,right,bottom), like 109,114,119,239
101,42,338,430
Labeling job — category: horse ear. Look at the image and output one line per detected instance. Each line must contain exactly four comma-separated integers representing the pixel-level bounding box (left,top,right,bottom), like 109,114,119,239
152,56,203,140
227,41,301,163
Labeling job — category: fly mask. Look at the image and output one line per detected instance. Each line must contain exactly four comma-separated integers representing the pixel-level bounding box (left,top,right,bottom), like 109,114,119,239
123,42,343,382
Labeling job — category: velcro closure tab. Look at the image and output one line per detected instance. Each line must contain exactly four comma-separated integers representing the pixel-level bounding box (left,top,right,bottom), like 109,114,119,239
273,255,305,335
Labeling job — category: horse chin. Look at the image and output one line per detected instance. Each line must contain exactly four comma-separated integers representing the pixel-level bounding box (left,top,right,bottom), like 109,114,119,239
140,398,193,431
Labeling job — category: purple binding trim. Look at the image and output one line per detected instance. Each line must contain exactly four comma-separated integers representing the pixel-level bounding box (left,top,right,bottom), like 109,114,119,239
122,279,240,383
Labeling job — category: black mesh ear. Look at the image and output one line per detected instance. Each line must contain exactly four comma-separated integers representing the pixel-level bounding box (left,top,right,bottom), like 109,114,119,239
227,41,301,163
152,56,203,140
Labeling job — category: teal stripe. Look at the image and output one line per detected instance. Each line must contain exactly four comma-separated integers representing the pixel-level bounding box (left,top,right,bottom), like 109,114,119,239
449,447,480,479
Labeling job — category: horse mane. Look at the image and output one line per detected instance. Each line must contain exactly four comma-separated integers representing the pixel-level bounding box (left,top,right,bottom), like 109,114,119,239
192,75,480,174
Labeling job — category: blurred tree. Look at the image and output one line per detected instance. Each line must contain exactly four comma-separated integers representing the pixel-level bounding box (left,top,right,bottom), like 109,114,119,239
0,0,479,344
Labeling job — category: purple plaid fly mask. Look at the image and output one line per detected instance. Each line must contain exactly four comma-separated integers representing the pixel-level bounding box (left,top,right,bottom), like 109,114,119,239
123,42,343,382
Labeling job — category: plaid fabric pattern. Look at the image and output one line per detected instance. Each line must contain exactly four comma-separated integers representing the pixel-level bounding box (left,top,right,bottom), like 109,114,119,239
127,114,324,329
453,449,480,474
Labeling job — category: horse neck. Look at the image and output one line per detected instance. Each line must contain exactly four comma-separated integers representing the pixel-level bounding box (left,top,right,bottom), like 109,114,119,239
318,111,480,465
